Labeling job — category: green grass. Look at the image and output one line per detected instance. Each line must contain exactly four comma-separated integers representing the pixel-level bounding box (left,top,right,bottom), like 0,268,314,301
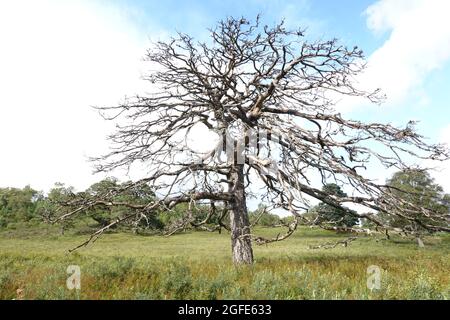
0,226,448,300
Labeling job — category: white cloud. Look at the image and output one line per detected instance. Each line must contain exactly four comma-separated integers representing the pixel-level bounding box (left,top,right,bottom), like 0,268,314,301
429,124,450,193
0,0,153,191
359,0,450,192
362,0,450,105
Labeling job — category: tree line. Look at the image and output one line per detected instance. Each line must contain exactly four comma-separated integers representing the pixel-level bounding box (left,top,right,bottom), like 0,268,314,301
1,169,448,236
0,177,281,234
306,169,449,232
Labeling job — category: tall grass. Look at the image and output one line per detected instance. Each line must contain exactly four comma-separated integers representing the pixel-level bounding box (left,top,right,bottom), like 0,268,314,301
0,227,448,300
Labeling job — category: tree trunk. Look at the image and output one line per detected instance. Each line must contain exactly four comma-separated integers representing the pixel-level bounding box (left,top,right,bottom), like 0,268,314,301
228,164,254,265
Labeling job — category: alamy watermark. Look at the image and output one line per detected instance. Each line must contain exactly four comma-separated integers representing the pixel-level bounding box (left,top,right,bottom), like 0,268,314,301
366,265,381,291
66,265,81,291
184,127,284,176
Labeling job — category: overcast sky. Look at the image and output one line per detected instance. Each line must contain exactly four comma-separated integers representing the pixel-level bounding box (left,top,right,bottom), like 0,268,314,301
1,0,450,193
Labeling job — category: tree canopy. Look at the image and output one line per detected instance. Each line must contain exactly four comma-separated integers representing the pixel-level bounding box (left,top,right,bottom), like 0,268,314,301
380,169,449,233
309,184,359,228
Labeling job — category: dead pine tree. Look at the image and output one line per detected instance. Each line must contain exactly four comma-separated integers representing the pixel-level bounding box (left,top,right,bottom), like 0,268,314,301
57,16,449,265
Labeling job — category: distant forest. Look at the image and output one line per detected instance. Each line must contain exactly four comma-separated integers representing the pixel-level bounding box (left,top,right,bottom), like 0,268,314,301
1,169,449,236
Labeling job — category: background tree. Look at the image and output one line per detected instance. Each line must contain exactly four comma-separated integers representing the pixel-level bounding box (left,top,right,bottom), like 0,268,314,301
249,204,282,227
442,194,450,213
0,186,40,227
36,183,76,234
0,180,164,235
159,202,228,235
80,178,162,233
57,17,449,264
380,169,449,234
82,178,121,228
312,184,359,228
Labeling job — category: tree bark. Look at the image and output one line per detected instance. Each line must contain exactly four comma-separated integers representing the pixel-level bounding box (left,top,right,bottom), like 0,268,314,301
228,164,254,265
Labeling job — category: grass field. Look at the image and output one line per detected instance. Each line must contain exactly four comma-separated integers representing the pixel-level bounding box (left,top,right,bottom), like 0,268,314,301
0,226,448,300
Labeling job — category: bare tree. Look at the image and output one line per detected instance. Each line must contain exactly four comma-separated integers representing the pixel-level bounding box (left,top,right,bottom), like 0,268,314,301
57,17,449,264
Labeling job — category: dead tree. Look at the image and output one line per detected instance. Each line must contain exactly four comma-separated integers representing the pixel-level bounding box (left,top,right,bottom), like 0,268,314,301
57,17,449,264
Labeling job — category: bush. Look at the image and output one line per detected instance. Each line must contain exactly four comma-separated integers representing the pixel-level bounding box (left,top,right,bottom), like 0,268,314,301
160,262,193,299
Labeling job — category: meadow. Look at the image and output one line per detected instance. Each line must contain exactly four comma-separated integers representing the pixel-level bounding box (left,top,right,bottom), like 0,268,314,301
0,225,448,300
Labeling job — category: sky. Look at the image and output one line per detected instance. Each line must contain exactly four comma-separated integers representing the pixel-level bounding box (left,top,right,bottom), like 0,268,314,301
0,0,450,194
